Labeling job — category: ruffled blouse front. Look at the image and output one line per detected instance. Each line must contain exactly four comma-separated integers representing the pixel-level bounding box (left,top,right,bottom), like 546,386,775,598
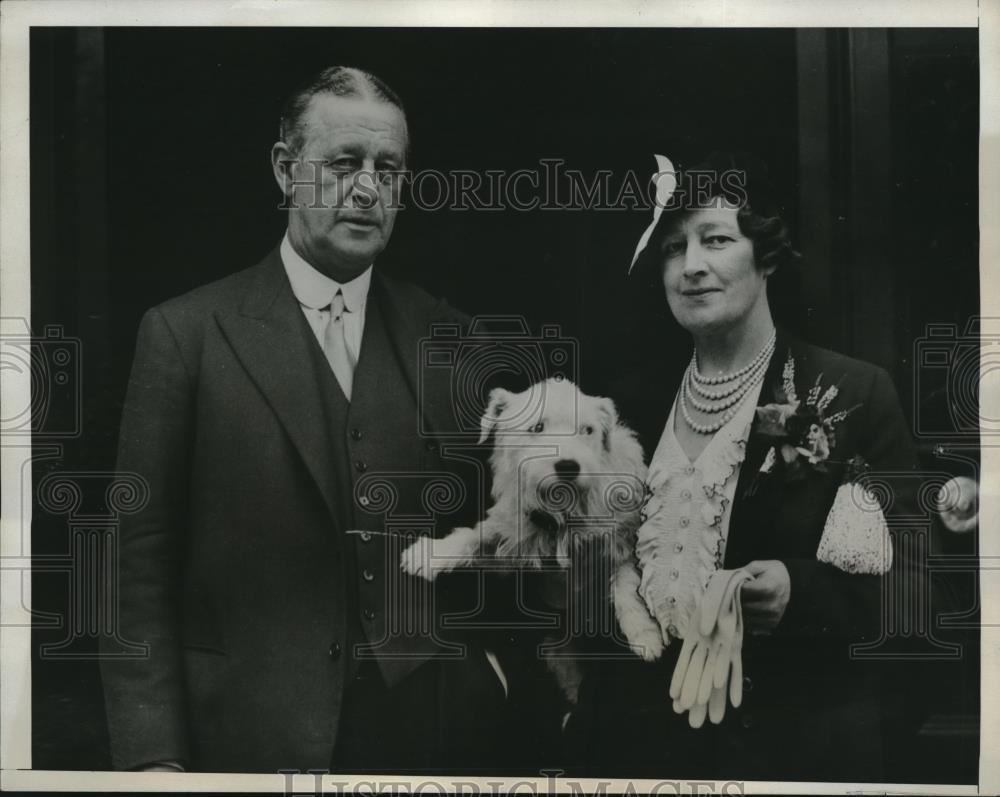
636,380,763,643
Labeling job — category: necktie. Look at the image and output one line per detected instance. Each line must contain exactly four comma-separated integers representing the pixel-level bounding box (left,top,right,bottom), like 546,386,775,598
323,291,356,400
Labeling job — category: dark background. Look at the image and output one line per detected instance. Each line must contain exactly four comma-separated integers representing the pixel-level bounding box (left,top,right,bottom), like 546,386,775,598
29,27,980,780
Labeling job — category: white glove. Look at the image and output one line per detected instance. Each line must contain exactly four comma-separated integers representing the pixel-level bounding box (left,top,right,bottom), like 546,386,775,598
729,576,747,709
669,568,752,729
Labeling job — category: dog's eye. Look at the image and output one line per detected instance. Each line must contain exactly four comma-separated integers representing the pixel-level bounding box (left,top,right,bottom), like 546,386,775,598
530,421,545,433
581,424,595,435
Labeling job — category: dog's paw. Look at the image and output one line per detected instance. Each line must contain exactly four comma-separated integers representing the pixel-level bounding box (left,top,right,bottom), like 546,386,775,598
619,609,665,662
400,536,437,580
627,623,665,662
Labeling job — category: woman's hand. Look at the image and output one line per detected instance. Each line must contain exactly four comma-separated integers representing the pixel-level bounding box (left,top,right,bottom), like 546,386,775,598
740,559,791,634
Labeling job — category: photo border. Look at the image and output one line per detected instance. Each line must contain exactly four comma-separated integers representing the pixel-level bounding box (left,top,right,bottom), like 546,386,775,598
1,0,995,793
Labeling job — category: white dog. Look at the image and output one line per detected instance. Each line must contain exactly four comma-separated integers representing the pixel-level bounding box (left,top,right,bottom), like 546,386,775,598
400,378,663,700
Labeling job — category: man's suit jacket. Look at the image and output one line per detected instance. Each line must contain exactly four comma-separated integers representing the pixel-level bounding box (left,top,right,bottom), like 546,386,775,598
100,247,491,773
570,329,926,782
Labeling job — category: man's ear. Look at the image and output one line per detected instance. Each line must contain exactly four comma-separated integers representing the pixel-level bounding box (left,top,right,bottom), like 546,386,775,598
596,396,618,452
270,141,297,198
479,388,512,444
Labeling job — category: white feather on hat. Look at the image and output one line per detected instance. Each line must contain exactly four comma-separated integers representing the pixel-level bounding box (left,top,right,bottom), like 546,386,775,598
628,154,678,274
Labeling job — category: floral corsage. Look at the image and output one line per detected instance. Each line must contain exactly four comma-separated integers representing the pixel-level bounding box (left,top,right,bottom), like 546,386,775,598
751,352,892,575
753,352,861,481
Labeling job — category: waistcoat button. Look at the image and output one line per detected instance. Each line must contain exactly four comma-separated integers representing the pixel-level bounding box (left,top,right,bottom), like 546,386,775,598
355,461,368,473
350,428,362,441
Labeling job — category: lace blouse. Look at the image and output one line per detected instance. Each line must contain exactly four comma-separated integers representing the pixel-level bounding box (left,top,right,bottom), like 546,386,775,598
635,380,763,643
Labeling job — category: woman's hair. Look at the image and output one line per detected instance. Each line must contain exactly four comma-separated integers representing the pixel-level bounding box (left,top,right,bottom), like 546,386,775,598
630,150,804,330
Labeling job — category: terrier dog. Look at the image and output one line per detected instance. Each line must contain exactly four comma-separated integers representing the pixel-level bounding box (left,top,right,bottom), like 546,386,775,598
400,378,663,702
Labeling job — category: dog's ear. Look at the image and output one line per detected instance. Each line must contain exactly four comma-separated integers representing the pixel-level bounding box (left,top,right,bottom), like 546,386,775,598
479,387,512,443
596,397,618,452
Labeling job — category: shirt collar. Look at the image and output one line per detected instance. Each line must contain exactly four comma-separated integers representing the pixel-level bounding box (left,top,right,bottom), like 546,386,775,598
280,232,373,313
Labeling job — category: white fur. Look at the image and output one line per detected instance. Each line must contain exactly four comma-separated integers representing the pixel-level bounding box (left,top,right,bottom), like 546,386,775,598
400,378,664,699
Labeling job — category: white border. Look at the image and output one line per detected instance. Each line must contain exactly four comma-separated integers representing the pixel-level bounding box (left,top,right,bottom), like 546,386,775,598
1,0,994,793
978,0,1000,795
0,771,988,793
0,0,984,29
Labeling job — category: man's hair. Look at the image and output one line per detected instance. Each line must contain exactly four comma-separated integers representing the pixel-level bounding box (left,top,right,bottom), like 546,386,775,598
279,65,407,157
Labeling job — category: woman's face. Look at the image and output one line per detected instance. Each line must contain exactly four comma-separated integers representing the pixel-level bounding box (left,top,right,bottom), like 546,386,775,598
660,205,773,336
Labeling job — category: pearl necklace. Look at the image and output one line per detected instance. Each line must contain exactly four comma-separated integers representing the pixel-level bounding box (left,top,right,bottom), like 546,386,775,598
690,329,776,385
685,354,769,414
681,331,776,435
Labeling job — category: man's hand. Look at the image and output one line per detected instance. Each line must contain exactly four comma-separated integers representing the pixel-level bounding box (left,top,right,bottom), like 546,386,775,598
740,560,791,634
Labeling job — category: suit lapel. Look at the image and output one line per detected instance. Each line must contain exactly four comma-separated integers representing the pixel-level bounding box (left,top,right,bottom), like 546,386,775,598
375,272,457,438
214,248,343,526
725,329,795,566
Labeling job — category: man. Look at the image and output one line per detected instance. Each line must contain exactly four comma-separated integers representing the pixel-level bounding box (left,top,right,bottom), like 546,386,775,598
100,66,519,774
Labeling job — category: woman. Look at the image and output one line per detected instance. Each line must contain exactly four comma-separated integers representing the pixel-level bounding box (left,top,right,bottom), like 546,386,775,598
565,152,921,782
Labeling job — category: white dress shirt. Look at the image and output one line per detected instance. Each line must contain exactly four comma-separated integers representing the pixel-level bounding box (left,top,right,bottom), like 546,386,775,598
280,232,371,364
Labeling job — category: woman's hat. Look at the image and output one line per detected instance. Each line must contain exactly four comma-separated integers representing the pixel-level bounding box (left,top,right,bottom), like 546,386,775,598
627,150,781,275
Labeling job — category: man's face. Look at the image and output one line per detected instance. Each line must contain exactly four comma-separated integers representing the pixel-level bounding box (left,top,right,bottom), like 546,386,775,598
273,94,408,281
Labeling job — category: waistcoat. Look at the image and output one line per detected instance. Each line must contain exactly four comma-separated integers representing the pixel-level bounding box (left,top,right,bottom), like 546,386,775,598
308,280,454,687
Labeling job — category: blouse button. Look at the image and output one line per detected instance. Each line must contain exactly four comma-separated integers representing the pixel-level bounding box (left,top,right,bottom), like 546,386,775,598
685,466,695,475
670,569,679,580
668,596,677,606
679,517,689,528
681,489,692,500
668,624,679,637
674,543,684,553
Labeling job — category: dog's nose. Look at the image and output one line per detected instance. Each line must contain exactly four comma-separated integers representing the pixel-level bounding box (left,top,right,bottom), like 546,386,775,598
554,458,580,481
